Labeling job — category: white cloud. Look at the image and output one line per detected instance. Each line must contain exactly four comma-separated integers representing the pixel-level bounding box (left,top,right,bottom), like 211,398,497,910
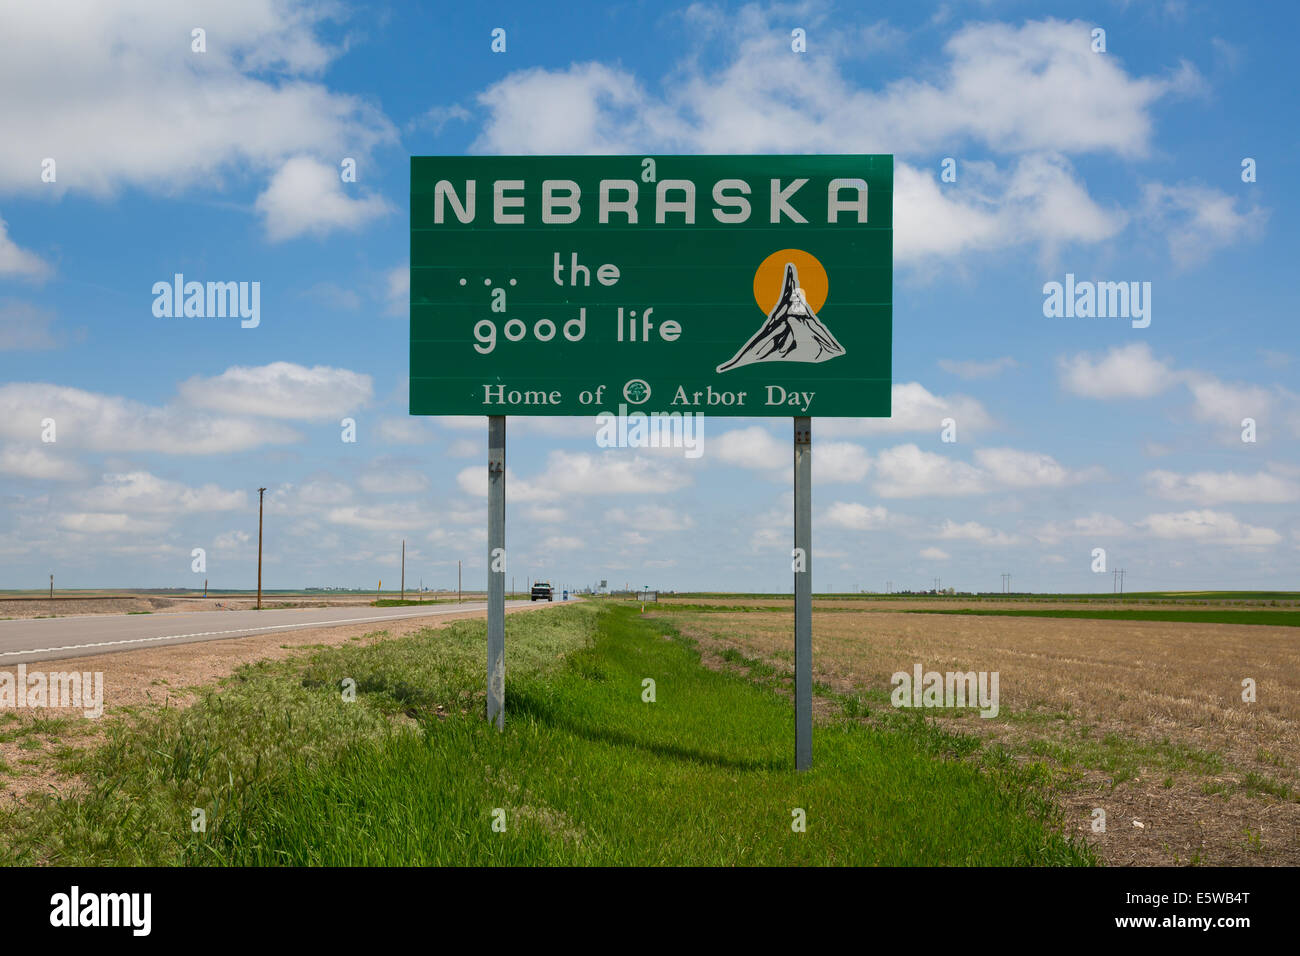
817,442,872,483
934,520,1021,547
376,417,434,444
972,447,1075,488
359,468,430,495
385,264,409,317
0,444,87,481
541,535,584,552
824,501,889,530
76,472,247,514
1058,343,1179,399
523,505,569,524
457,450,690,501
0,382,300,454
714,432,868,482
816,382,995,437
1137,510,1280,548
325,502,434,533
0,218,50,280
713,426,786,471
1184,374,1273,429
604,504,695,531
0,1,396,198
872,444,987,498
464,15,1193,264
937,356,1018,380
56,512,168,535
1140,181,1267,267
270,479,353,513
896,153,1126,263
256,156,393,241
214,530,251,552
1031,513,1129,544
178,362,372,421
1145,469,1300,505
919,547,951,561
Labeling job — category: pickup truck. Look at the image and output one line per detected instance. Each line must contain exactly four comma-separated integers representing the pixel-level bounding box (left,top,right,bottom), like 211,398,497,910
530,582,554,602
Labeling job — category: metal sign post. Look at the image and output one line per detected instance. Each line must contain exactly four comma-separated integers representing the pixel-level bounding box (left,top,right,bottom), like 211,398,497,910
794,417,812,771
487,415,506,730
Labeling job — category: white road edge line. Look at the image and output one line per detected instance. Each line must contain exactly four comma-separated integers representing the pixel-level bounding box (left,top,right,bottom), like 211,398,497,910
0,605,527,659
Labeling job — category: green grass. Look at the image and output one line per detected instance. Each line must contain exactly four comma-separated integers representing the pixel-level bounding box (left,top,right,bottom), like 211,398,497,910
895,608,1300,627
0,607,597,866
205,607,1091,866
1,604,1093,866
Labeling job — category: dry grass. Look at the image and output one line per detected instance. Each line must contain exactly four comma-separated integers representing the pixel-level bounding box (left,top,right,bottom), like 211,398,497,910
0,601,551,806
656,605,1300,866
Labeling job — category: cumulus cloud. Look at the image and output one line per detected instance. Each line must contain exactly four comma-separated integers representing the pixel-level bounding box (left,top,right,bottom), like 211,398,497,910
1137,510,1280,548
824,501,889,530
604,504,695,531
256,156,392,241
870,444,985,498
0,218,50,280
919,547,951,560
934,520,1022,547
460,14,1204,265
359,467,430,495
972,448,1075,488
178,362,372,421
1145,469,1300,505
1057,343,1179,399
457,450,690,501
0,1,396,198
713,426,785,471
0,382,300,453
1140,181,1267,267
1058,345,1300,441
56,512,169,535
1031,513,1129,545
0,444,87,481
376,417,434,444
75,471,247,514
816,382,995,437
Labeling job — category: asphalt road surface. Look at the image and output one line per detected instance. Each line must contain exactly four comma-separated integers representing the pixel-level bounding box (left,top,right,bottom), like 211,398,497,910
0,600,562,665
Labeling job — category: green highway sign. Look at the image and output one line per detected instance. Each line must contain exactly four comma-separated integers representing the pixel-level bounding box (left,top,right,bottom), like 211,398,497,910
410,154,892,417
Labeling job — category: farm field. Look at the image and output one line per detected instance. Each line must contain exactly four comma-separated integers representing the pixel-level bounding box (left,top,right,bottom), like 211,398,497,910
644,597,1300,866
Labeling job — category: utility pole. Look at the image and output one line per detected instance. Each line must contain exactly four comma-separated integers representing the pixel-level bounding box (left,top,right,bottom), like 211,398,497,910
458,560,462,604
256,487,266,610
1113,568,1118,594
1119,569,1126,594
49,573,53,600
400,539,405,602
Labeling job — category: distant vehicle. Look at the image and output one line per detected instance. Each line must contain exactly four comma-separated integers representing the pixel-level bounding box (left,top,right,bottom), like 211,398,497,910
531,582,554,602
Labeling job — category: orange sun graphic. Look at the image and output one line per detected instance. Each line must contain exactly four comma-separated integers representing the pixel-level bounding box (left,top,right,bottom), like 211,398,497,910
752,248,828,314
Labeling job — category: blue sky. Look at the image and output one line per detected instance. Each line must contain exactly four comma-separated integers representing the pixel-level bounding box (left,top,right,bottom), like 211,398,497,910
1,0,1296,593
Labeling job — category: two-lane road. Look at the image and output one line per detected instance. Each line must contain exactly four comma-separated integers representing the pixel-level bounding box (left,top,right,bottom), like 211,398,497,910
0,601,561,665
